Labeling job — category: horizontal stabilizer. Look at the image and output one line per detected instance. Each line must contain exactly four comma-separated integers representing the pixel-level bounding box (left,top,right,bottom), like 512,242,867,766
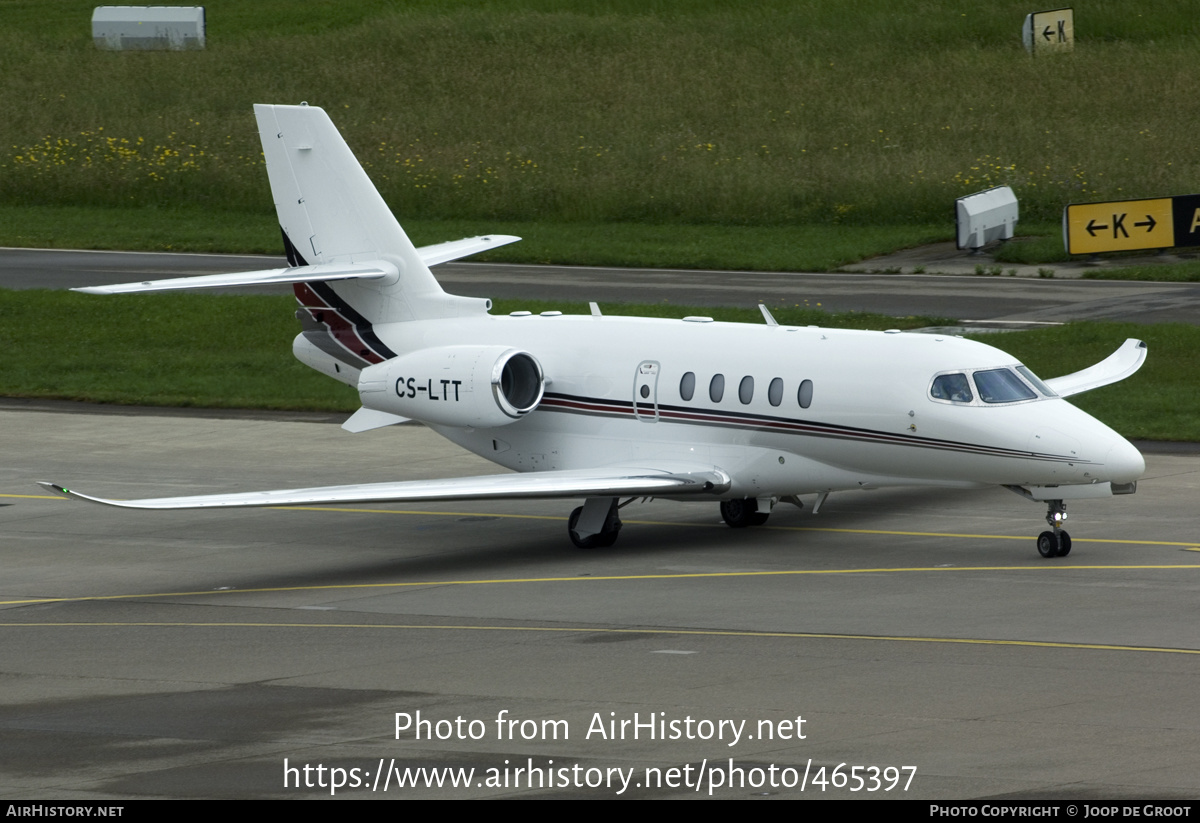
70,234,518,295
417,234,521,267
1045,338,1147,398
38,465,730,510
72,261,395,295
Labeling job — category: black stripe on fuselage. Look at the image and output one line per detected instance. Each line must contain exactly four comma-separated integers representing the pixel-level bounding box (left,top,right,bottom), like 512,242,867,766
280,226,398,364
281,226,309,267
305,281,398,361
539,392,1086,464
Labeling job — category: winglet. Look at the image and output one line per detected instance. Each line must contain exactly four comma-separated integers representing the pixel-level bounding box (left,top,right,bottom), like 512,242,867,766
1044,338,1148,398
38,482,101,503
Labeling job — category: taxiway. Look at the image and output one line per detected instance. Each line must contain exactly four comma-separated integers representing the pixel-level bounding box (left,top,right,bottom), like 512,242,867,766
2,410,1198,798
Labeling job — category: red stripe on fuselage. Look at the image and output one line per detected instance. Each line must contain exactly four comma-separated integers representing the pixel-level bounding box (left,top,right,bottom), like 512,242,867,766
293,283,386,365
539,392,1082,464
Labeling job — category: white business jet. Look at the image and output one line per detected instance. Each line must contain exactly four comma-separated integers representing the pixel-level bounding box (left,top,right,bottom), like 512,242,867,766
42,104,1147,558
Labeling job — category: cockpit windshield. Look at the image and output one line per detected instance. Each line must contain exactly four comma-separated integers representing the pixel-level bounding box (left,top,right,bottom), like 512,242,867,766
930,365,1055,405
973,368,1037,403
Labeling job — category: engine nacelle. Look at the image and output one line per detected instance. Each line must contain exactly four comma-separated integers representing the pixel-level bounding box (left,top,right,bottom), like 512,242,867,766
357,345,544,428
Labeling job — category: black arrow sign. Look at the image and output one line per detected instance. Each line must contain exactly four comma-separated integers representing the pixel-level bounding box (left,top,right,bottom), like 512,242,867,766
1042,25,1053,41
1134,215,1157,232
1086,219,1108,236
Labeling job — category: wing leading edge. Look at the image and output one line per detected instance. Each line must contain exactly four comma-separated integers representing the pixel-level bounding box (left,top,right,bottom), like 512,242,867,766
38,465,731,511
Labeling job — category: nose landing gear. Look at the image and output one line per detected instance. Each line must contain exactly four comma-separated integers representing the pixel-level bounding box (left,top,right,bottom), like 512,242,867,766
1036,499,1071,558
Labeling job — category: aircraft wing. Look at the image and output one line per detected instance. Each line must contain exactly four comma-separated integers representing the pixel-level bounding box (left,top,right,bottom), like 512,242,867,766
37,464,731,510
1044,338,1148,398
70,234,520,295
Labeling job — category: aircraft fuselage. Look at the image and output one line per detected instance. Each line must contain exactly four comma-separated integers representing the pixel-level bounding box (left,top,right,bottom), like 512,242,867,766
354,313,1143,500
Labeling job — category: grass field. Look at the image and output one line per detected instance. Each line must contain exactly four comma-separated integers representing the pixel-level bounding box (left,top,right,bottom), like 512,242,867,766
0,290,950,411
1,1,1198,265
1,289,1186,440
0,204,948,272
0,3,1192,439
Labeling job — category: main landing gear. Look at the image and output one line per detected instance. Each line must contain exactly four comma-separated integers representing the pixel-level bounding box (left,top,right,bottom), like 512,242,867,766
1036,499,1071,558
568,497,623,549
720,498,770,528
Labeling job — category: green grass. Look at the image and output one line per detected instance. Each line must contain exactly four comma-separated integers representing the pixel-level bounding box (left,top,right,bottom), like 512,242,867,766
0,290,952,414
2,288,1189,440
2,1,1198,231
0,205,947,272
0,290,355,410
0,4,1194,433
1083,261,1200,282
991,227,1072,265
0,205,281,254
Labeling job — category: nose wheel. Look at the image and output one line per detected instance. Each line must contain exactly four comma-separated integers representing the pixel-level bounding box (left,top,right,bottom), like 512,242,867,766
1036,499,1071,558
1037,530,1071,557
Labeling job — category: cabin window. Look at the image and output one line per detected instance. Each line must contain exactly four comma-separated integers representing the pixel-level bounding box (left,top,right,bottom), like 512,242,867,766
930,373,973,403
1016,365,1058,397
768,377,783,407
680,371,696,401
974,368,1036,404
739,375,754,404
709,374,725,403
797,379,813,409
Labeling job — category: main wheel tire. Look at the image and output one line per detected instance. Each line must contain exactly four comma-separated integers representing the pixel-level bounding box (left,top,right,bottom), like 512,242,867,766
1037,530,1059,558
596,522,621,547
720,498,770,528
1056,531,1072,557
568,504,622,549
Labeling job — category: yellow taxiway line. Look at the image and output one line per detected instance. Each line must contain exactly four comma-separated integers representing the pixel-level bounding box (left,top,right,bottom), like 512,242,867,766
2,620,1199,657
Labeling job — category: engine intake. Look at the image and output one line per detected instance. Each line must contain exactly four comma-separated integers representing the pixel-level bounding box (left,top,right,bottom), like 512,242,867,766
493,351,543,417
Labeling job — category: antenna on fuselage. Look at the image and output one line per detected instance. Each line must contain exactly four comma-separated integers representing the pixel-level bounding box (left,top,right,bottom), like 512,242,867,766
758,304,779,327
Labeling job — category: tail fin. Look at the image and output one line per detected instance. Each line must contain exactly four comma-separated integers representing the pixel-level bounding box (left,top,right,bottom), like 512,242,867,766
254,103,488,324
72,105,514,328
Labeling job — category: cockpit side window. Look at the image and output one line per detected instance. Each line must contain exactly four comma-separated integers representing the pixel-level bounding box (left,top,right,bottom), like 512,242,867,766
931,373,973,403
974,368,1037,404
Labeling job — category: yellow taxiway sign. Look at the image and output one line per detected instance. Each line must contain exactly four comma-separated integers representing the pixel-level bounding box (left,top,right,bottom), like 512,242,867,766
1064,198,1174,254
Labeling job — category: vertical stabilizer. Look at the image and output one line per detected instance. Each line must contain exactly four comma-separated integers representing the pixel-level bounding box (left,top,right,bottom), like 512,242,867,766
254,103,485,323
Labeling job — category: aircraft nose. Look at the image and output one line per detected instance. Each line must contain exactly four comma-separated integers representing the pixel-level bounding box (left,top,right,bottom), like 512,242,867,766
1104,437,1145,484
